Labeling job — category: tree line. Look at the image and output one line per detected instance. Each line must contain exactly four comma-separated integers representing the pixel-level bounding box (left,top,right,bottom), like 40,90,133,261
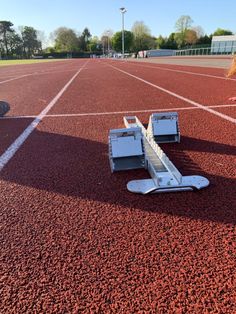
0,16,234,58
0,21,42,58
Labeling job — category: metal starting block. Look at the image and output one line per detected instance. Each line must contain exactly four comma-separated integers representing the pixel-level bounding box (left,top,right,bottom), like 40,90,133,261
109,128,145,171
147,112,180,143
109,112,209,194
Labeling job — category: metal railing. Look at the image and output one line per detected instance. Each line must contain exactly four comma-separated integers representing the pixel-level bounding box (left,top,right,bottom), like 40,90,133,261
175,46,236,56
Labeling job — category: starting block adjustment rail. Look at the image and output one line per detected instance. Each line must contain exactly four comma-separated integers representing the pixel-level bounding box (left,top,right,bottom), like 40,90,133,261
109,112,209,194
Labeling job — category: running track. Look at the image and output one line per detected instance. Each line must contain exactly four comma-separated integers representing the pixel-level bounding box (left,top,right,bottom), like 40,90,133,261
0,58,235,313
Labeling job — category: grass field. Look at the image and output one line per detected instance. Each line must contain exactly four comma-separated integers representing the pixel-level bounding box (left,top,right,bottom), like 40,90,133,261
0,59,64,66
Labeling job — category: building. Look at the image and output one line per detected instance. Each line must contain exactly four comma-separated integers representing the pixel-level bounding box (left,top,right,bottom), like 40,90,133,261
211,35,236,54
138,49,175,58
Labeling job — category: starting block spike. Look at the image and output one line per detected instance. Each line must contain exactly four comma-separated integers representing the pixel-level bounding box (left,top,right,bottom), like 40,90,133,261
108,112,209,194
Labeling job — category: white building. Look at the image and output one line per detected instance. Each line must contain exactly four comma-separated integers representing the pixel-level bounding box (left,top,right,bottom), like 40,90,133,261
211,35,236,54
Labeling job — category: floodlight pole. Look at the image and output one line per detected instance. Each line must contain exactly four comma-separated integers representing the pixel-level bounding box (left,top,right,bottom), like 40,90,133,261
120,7,127,58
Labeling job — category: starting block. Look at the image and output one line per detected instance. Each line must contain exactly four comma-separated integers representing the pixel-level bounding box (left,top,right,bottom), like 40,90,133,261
109,127,145,171
109,112,209,194
147,112,180,143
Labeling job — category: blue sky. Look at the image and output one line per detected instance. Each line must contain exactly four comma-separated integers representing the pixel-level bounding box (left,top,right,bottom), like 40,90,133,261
2,0,236,40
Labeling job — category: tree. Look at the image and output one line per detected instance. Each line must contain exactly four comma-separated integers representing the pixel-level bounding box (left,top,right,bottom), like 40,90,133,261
0,21,14,56
185,29,198,45
166,33,178,49
87,36,101,53
54,27,78,52
78,27,92,51
156,33,177,49
37,30,47,49
213,28,233,36
21,26,41,57
101,29,113,53
7,32,23,56
174,15,193,48
111,31,133,53
156,35,166,48
131,21,153,52
192,26,204,38
197,34,212,45
175,15,193,33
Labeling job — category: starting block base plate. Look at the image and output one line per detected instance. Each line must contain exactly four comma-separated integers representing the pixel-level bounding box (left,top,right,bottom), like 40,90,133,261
127,176,209,194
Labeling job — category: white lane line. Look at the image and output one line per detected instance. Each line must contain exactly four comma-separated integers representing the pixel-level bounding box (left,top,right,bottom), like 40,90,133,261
0,74,29,84
125,62,236,82
0,68,87,85
108,63,236,124
31,67,90,75
1,104,236,120
0,60,89,171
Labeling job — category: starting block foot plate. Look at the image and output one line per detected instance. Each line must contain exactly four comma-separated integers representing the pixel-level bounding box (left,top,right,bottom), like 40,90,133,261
127,176,209,194
127,179,158,194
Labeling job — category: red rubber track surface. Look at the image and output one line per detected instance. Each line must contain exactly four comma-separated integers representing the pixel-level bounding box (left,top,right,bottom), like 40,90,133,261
50,63,188,114
0,118,34,155
124,60,230,76
215,106,236,119
0,61,82,116
0,59,235,313
106,60,236,107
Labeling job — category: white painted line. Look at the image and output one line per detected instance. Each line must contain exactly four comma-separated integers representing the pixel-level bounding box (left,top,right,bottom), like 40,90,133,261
108,63,236,124
0,60,89,171
1,104,235,120
127,62,236,82
0,68,87,85
42,106,197,117
0,74,29,85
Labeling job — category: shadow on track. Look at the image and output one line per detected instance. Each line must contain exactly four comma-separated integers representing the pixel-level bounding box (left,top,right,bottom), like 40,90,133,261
0,130,235,225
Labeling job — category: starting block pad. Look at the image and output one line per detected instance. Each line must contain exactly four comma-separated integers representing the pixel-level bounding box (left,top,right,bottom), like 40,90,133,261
147,112,180,143
108,112,209,194
109,127,145,172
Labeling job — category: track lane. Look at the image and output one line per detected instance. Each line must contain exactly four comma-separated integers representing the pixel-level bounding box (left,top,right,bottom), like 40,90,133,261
123,60,236,83
0,58,235,313
49,60,194,115
0,60,87,116
105,60,236,124
0,109,235,313
214,106,236,119
0,60,74,76
0,60,89,171
0,118,34,155
107,59,236,108
127,55,231,69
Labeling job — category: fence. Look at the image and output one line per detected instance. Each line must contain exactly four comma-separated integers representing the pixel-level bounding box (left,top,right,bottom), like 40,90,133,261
175,46,236,56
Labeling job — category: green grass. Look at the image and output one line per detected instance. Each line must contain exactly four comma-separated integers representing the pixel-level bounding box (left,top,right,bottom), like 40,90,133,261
0,59,64,66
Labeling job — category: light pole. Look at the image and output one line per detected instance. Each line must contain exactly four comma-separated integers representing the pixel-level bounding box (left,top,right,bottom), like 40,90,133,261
120,7,127,58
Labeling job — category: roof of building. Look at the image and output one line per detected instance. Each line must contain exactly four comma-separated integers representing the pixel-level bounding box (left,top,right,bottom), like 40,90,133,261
212,35,236,42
